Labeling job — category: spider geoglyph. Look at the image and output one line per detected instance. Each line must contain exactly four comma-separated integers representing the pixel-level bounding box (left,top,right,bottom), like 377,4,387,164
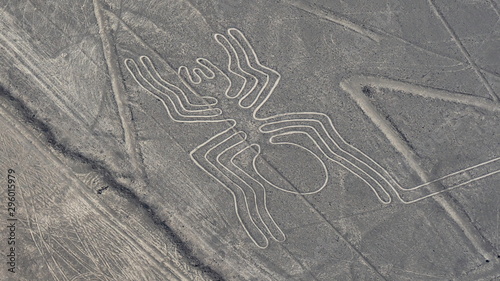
124,28,500,248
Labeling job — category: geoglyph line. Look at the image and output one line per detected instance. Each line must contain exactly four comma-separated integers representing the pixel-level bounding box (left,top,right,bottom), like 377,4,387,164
223,28,282,119
124,58,224,122
198,28,500,204
217,134,287,242
342,75,500,112
125,57,218,114
427,0,499,102
140,55,217,108
205,131,270,248
282,0,383,42
340,70,499,260
190,127,272,248
218,27,500,262
262,126,392,203
214,33,257,100
230,145,287,242
228,29,500,201
217,30,271,109
255,131,331,196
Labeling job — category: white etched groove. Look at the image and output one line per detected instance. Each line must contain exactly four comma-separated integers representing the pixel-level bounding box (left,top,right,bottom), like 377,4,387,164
192,68,207,82
342,75,500,112
340,75,498,260
226,28,280,110
190,68,203,84
214,33,253,99
221,31,259,108
219,28,499,204
218,29,497,199
221,28,282,119
403,157,500,191
189,127,269,249
283,0,382,42
176,65,220,106
194,58,216,79
141,56,218,105
215,133,285,243
262,132,330,194
124,58,224,122
229,145,287,242
102,8,221,108
265,130,391,204
427,0,499,102
178,66,202,85
93,0,148,191
258,115,396,197
260,123,390,201
126,53,280,246
182,61,217,84
140,64,214,114
178,58,232,99
338,76,500,194
206,131,269,248
139,55,217,109
224,29,267,109
185,38,372,200
401,169,500,204
249,131,330,196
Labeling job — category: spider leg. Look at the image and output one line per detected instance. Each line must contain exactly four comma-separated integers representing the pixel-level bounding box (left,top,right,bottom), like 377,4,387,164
177,58,231,101
139,55,217,107
214,32,257,99
221,28,281,116
124,57,224,123
178,58,216,84
190,126,270,248
218,141,286,243
260,113,393,204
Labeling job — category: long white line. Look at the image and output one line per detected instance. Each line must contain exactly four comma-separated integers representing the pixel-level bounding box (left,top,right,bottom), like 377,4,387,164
190,128,269,248
214,33,253,99
230,145,286,242
259,118,395,193
266,130,391,204
217,134,286,242
124,58,225,122
140,55,217,108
